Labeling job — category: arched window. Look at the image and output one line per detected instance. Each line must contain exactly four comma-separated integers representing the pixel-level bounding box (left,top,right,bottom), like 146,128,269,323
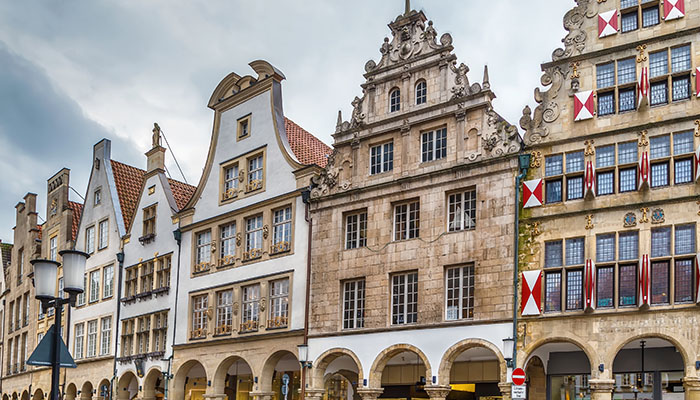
389,88,401,112
415,80,427,105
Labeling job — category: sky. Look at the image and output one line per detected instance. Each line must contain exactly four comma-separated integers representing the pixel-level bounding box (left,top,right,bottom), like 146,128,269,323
0,1,573,243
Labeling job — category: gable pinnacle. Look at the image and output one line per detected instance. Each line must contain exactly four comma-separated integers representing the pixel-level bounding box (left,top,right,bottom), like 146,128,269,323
482,65,490,90
405,0,410,15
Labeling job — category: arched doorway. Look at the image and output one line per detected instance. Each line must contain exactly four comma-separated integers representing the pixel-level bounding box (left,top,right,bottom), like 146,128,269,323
81,382,95,400
313,349,363,400
117,372,139,400
66,384,78,400
213,356,254,400
439,340,506,400
32,389,44,400
172,360,207,400
370,345,431,400
261,350,301,400
611,338,686,400
144,368,166,400
97,379,111,400
523,340,593,400
19,391,27,400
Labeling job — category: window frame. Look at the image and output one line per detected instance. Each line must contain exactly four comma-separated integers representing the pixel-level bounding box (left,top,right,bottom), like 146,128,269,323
98,219,109,250
444,264,475,321
393,200,420,241
389,88,401,112
391,271,418,325
415,80,427,105
421,127,447,163
342,279,365,330
369,141,394,175
345,211,367,250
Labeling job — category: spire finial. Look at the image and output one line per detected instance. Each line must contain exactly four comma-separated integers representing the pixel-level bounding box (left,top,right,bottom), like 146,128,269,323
152,122,162,148
405,0,410,15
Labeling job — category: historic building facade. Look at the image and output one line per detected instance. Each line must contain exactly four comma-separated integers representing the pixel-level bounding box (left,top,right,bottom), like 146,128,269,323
170,60,330,400
306,7,522,400
517,2,700,400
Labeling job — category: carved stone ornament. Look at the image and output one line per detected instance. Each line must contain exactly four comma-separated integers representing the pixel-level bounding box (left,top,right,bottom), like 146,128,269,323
530,151,542,169
638,130,649,147
236,232,242,247
695,120,700,137
585,214,594,230
623,212,637,228
636,44,648,63
50,198,58,216
450,61,481,100
584,140,595,156
531,222,542,237
482,107,520,156
310,150,341,199
639,207,649,223
651,208,665,224
262,225,269,239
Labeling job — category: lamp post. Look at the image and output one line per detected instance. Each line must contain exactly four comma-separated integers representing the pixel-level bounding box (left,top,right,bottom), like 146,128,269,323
297,344,312,400
31,250,89,400
503,337,515,369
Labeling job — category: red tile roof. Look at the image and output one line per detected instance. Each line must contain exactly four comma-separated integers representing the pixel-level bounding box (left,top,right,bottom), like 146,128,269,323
0,242,12,273
68,201,83,241
284,118,332,167
110,160,195,231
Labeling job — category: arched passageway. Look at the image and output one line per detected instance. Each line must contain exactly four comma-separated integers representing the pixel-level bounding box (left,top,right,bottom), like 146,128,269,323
172,360,207,400
314,349,362,400
65,384,78,400
261,350,301,400
523,340,593,400
440,340,506,400
144,368,166,400
117,372,139,400
213,356,254,400
370,345,431,400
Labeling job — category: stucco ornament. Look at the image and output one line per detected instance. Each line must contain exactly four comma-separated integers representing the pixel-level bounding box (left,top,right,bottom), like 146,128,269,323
483,107,521,156
310,151,340,199
552,0,599,61
350,96,366,128
449,62,480,99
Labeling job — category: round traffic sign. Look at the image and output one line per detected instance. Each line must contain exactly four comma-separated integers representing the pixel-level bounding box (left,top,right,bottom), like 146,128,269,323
512,368,526,386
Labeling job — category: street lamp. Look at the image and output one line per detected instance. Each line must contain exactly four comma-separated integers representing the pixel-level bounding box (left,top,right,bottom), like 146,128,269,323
31,250,89,400
297,344,312,368
503,337,515,368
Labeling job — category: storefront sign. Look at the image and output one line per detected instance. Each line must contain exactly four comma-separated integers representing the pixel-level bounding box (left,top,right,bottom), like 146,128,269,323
512,384,527,399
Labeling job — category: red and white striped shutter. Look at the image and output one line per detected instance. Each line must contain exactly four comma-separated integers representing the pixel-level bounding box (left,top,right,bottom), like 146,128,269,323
696,254,700,303
638,151,649,189
637,67,649,109
639,254,650,307
598,10,618,37
664,0,685,20
695,143,700,182
585,160,596,197
521,270,542,316
523,179,543,208
584,259,595,310
574,91,595,121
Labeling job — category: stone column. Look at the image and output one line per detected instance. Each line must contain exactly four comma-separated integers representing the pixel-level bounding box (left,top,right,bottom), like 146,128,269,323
250,391,276,400
683,377,700,400
356,387,383,400
589,379,615,400
498,382,512,400
424,385,451,400
202,394,227,400
304,388,325,400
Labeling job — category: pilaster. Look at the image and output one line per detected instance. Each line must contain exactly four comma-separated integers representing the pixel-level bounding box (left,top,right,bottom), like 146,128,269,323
683,377,700,400
250,391,276,400
424,385,452,400
589,379,615,400
356,387,384,400
304,388,325,400
498,381,512,400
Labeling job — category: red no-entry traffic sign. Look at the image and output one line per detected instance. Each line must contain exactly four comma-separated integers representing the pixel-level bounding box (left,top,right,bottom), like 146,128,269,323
512,368,526,386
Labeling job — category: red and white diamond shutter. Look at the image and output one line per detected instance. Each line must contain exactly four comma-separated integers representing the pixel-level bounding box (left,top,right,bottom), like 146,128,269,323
574,90,595,121
523,179,543,208
639,254,650,307
638,150,649,189
585,160,596,197
598,10,618,38
695,143,700,182
584,259,595,310
637,66,649,109
696,254,700,303
664,0,685,20
521,270,542,316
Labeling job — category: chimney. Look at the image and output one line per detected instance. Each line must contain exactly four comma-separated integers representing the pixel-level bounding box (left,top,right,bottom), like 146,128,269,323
146,122,166,174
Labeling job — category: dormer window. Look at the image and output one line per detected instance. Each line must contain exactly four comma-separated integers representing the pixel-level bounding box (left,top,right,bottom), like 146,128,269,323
237,114,252,140
415,81,427,105
389,88,401,112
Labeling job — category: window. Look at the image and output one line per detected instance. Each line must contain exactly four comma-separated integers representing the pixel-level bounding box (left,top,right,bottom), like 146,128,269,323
545,240,563,268
86,226,95,254
103,265,113,299
619,264,638,306
566,151,585,200
566,269,583,311
596,59,637,114
120,320,134,357
445,264,475,320
74,323,85,359
143,205,156,237
596,145,615,196
421,128,447,162
650,261,669,304
241,284,260,332
238,115,251,139
137,316,150,355
100,317,111,356
391,272,418,325
596,62,615,116
394,201,420,241
621,10,638,32
566,238,585,266
153,312,167,352
544,271,562,312
345,212,367,249
343,279,365,329
415,81,427,105
650,135,670,188
272,206,292,253
23,293,29,326
269,278,289,328
370,142,394,175
545,154,563,203
641,4,659,27
245,215,263,260
650,51,669,77
675,259,694,303
618,142,638,192
219,223,236,265
448,189,477,231
674,224,696,255
87,319,98,357
649,46,692,105
125,267,137,298
77,274,87,306
247,154,264,191
195,230,212,272
651,227,671,258
673,131,694,184
619,231,639,261
597,266,614,308
389,88,400,112
98,220,109,250
94,188,101,206
191,294,208,338
156,256,171,289
223,164,239,200
49,235,57,261
140,261,153,293
215,290,233,335
89,270,100,303
596,234,616,263
17,248,23,285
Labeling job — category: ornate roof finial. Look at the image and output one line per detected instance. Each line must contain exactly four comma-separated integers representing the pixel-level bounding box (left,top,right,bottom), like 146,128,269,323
482,65,490,90
152,122,162,148
336,110,343,128
405,0,410,15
